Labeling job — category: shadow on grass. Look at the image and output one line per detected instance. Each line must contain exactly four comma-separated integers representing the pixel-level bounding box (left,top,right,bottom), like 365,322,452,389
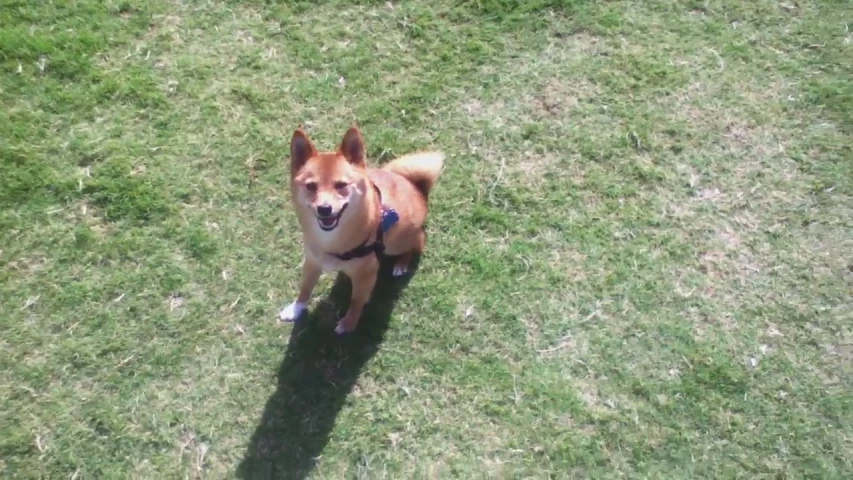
236,254,417,479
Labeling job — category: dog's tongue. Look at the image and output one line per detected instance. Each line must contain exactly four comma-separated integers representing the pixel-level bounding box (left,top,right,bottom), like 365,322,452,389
319,217,336,227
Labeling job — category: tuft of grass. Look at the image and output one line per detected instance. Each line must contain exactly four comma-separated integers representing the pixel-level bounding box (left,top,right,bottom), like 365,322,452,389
1,0,851,478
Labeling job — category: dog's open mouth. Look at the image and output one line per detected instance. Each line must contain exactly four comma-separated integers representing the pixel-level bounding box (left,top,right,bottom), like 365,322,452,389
316,203,347,231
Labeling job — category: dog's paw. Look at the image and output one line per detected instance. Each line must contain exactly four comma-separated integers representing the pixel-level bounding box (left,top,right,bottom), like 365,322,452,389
334,316,357,335
392,265,409,277
279,301,307,322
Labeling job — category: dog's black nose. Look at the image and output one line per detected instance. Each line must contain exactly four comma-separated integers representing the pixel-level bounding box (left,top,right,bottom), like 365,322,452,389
317,205,333,217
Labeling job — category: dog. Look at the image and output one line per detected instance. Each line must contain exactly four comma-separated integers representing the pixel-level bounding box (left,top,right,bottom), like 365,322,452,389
279,126,444,334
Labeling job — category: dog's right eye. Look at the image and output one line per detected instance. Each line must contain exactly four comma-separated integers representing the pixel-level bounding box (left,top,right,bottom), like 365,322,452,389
305,182,317,192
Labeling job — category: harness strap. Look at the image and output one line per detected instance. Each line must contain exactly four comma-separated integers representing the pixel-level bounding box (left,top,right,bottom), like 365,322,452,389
329,184,396,261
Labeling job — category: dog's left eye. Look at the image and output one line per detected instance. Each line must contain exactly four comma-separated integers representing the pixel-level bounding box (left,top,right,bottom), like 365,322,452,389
334,182,348,190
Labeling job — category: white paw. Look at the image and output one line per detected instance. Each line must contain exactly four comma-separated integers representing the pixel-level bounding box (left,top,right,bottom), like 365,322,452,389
334,318,355,335
279,301,307,322
392,265,408,277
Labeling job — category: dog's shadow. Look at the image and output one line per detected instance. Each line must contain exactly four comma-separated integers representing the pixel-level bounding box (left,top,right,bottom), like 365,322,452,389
236,255,417,479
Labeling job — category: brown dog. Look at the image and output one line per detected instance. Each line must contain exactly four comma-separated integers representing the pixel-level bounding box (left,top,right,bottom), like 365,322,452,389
279,126,444,334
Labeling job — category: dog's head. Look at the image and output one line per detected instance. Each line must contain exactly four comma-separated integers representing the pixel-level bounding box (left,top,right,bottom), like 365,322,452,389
289,126,371,232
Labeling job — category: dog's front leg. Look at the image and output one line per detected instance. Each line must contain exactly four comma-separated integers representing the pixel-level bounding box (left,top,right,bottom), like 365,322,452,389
335,260,379,334
279,256,322,322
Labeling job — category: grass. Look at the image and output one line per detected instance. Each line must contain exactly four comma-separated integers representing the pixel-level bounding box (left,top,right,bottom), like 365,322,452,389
1,0,851,477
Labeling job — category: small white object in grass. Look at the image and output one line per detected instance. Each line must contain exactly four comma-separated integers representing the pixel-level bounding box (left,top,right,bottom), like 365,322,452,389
21,296,39,310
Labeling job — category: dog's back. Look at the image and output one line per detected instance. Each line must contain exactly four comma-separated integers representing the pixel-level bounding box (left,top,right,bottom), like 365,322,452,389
366,152,444,230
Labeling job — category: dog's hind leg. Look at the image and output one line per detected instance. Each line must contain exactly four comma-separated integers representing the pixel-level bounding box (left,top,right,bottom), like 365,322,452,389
392,228,425,278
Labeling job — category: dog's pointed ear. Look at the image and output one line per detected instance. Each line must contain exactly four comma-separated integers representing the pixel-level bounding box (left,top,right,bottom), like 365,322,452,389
290,128,316,174
338,126,365,167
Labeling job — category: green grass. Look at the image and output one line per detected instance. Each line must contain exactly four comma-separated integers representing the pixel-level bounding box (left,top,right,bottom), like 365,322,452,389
1,0,851,477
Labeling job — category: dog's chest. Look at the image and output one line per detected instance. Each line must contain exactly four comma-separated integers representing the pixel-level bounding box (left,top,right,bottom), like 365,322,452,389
318,254,345,272
307,233,375,272
303,243,345,272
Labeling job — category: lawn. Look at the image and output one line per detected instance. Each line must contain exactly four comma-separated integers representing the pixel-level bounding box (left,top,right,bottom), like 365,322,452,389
1,0,851,478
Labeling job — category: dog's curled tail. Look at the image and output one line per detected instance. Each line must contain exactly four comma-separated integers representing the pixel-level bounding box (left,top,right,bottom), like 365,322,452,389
382,151,445,198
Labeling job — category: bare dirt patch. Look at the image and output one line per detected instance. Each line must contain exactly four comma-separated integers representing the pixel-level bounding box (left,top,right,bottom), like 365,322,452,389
532,79,581,117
